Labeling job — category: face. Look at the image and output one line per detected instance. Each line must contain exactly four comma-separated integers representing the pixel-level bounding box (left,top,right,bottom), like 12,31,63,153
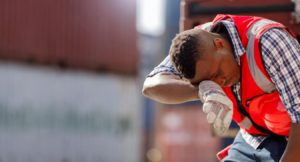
189,38,240,87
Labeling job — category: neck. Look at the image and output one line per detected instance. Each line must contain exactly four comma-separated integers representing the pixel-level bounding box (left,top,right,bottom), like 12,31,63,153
220,32,231,43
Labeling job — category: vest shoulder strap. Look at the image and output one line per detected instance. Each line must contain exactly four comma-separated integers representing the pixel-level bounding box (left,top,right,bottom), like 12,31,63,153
246,19,286,93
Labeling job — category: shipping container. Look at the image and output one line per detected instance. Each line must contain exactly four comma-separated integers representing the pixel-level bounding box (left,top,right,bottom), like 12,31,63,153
152,104,220,162
180,0,300,39
0,62,141,162
0,0,137,74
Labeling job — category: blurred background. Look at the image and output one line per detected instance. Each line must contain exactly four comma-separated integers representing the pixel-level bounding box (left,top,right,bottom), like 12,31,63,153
0,0,299,162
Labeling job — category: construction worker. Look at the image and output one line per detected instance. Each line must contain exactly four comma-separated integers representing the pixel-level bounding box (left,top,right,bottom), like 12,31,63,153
142,14,300,162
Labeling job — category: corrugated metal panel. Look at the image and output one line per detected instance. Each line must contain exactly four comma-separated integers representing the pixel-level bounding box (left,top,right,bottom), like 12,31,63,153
180,0,300,36
0,0,137,74
153,105,220,162
0,62,141,162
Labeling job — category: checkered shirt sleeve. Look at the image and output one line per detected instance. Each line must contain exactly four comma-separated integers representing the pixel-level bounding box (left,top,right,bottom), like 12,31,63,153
260,28,300,123
147,55,182,77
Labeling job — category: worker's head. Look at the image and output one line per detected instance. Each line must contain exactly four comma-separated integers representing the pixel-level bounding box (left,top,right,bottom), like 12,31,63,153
170,28,240,87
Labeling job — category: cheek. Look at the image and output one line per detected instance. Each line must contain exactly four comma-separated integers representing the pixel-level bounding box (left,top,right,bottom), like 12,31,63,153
232,63,240,80
237,66,241,78
224,63,239,77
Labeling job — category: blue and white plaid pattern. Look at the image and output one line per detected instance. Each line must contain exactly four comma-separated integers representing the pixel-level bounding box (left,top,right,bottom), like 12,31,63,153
146,20,300,149
261,28,300,123
147,55,182,77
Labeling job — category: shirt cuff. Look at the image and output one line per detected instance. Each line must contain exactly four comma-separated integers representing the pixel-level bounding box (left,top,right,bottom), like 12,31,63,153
287,104,300,123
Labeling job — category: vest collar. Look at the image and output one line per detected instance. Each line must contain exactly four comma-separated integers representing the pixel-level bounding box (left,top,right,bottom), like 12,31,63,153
211,20,245,65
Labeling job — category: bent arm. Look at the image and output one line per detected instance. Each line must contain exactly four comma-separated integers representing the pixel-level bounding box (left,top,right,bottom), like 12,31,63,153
142,72,199,104
280,123,300,162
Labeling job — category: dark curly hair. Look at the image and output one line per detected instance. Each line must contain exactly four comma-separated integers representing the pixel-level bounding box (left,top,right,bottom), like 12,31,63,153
169,29,205,79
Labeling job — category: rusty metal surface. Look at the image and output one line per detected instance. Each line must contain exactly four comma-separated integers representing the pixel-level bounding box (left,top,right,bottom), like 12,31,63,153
153,105,220,162
0,0,137,74
180,0,300,36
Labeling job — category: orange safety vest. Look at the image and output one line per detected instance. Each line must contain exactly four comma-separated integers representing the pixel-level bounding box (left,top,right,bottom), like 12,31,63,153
210,14,295,136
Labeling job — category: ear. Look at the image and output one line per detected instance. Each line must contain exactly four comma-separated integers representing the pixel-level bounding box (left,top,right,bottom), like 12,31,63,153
213,38,224,49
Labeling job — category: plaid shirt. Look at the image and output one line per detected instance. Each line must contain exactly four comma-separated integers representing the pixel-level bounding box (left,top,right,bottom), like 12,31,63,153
147,20,300,149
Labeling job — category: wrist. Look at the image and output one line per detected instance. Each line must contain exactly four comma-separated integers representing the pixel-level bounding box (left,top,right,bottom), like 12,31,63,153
190,84,201,101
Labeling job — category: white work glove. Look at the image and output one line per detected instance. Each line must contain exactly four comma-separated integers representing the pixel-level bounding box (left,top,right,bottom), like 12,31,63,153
198,80,233,135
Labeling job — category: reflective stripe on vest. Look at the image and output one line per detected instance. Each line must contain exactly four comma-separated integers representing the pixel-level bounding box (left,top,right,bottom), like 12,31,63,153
246,19,276,93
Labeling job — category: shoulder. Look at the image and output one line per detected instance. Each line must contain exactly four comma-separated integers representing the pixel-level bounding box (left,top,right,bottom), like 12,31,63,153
260,28,297,45
260,28,299,58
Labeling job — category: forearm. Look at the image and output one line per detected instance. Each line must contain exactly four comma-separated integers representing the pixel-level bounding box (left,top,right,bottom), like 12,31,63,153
142,73,199,104
280,123,300,162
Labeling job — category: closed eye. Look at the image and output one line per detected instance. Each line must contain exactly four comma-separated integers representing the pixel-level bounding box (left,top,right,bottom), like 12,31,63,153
191,82,199,87
210,72,218,80
189,79,200,87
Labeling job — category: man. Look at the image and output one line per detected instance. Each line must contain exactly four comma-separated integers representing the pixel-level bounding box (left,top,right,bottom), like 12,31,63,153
142,14,300,162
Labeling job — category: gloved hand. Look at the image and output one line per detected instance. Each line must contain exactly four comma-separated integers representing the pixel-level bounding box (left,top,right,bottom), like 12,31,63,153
198,80,233,135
